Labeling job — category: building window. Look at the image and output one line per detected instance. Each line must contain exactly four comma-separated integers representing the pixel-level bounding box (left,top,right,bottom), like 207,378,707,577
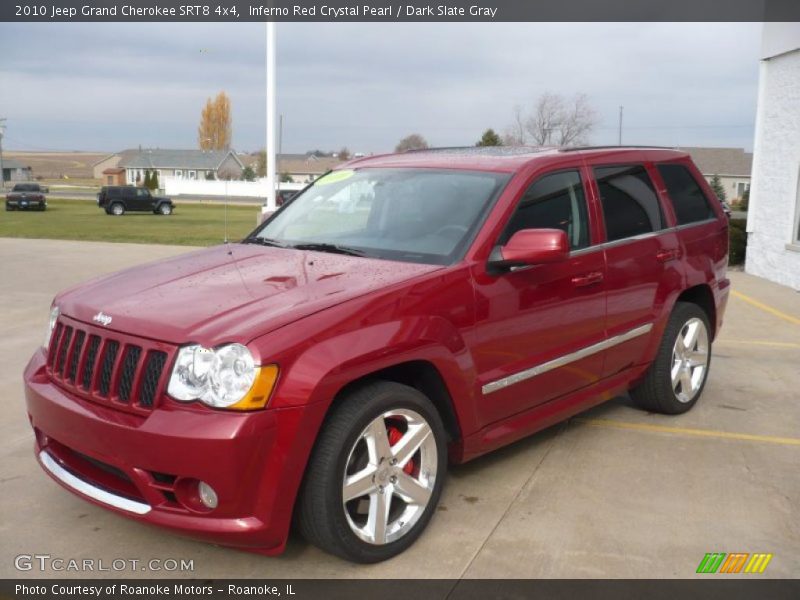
175,170,183,178
188,170,196,180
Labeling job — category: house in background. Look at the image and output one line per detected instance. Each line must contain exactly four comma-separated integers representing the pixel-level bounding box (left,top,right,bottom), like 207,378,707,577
681,147,753,201
239,153,343,184
746,23,800,291
93,149,244,184
1,158,33,183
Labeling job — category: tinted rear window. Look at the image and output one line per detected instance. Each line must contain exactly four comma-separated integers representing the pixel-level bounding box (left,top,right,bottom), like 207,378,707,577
595,165,664,242
657,163,716,225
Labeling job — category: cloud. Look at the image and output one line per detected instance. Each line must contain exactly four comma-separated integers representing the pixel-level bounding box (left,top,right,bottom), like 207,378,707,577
0,22,761,153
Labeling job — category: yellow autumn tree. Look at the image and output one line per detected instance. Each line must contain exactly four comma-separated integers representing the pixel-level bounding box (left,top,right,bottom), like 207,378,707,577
198,92,232,150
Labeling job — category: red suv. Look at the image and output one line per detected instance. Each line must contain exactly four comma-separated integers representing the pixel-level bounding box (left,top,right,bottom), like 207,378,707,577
24,147,729,563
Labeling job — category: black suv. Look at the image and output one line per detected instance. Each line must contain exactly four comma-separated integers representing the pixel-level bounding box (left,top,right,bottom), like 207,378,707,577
97,186,174,216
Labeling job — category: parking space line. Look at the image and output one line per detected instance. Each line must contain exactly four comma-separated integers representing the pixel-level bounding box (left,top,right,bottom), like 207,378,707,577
716,339,800,349
731,290,800,326
574,417,800,447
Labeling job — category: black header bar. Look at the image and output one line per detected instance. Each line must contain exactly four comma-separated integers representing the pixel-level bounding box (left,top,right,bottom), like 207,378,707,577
2,0,800,22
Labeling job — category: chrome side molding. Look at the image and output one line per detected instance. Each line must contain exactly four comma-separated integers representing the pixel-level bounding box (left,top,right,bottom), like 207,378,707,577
39,450,151,515
482,323,654,395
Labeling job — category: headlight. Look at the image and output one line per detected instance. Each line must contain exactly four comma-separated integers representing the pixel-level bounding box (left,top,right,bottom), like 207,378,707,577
167,343,278,410
44,305,60,349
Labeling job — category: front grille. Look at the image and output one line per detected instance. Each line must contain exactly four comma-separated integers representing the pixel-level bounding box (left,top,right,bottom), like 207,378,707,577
47,316,173,414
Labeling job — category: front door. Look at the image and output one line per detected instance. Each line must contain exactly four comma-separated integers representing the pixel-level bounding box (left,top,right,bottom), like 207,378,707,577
471,168,607,426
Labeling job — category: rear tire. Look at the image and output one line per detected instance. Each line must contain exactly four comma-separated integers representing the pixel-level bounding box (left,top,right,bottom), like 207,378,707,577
630,302,712,414
109,203,125,216
297,381,447,563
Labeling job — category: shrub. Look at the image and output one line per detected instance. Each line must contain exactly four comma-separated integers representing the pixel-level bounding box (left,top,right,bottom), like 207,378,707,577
728,218,747,265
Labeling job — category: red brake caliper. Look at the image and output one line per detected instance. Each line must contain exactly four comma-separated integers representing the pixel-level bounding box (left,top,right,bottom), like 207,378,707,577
388,425,415,475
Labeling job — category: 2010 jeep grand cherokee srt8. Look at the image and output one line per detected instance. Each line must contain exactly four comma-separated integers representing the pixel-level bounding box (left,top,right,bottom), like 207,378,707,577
24,146,729,563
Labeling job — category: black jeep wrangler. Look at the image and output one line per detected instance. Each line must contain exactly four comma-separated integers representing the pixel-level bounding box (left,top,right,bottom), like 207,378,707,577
97,186,174,216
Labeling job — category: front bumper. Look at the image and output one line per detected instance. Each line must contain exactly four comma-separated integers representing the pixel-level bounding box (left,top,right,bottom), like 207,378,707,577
24,350,324,554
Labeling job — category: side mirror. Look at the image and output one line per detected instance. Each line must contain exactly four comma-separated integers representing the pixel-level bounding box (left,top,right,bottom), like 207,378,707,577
489,228,569,269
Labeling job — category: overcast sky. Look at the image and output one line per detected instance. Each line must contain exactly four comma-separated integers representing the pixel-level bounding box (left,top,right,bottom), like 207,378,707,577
0,22,762,154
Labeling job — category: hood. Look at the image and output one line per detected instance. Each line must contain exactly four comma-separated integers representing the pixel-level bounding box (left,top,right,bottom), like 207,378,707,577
56,244,441,345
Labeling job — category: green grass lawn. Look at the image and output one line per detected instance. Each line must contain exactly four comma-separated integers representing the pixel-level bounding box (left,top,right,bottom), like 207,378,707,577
1,199,262,246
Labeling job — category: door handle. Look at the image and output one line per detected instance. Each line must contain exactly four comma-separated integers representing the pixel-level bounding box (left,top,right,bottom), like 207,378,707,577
571,271,604,287
656,249,680,263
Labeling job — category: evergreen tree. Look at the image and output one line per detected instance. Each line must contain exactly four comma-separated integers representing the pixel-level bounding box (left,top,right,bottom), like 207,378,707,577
709,174,727,201
476,129,502,146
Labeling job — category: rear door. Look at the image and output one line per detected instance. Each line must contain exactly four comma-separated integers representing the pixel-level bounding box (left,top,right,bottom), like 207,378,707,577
471,166,608,425
586,161,682,378
133,188,153,211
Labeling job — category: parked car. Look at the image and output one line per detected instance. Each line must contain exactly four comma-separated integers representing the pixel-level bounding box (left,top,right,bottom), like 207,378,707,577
25,147,729,563
97,186,173,215
6,182,47,211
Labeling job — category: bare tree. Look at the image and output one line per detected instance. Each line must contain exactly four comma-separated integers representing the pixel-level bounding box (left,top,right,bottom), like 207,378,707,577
337,147,351,161
395,134,429,153
509,93,598,147
502,104,527,145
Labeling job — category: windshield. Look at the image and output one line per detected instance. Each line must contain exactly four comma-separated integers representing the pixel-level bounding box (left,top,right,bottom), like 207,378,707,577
249,168,509,265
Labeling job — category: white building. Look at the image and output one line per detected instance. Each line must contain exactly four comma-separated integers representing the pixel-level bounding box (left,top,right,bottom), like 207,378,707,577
745,23,800,290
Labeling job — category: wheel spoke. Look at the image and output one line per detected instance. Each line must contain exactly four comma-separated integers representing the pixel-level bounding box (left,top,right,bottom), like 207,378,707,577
679,367,694,395
671,361,682,388
366,490,392,544
343,467,377,503
687,350,708,367
364,417,392,464
391,422,432,468
393,472,432,506
682,321,699,351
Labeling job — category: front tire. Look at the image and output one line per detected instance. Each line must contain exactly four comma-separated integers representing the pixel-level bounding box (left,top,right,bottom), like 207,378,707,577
297,381,447,563
631,302,712,414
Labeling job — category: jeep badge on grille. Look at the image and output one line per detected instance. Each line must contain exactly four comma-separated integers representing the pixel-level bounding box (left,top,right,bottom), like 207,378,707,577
92,312,112,326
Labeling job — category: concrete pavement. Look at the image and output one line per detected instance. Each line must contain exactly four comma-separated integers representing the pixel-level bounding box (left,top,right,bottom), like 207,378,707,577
0,238,797,579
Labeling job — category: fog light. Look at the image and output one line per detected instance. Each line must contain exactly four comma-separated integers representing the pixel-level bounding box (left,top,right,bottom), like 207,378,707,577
198,481,218,509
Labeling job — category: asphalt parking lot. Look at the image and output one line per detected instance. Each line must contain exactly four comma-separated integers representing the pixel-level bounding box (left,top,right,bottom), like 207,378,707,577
0,238,797,579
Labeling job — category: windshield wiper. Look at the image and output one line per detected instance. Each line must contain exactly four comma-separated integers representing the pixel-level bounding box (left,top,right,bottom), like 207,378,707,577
290,242,368,257
242,236,288,248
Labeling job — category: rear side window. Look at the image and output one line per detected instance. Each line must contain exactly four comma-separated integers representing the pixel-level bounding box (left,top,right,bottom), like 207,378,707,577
595,165,663,242
657,163,715,225
500,170,590,250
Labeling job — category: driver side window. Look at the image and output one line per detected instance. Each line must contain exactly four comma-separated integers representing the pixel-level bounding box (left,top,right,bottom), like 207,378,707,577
500,170,590,250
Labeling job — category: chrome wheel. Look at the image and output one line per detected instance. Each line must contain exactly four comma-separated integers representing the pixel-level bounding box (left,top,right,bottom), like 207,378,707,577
671,317,709,403
111,203,124,215
342,408,438,545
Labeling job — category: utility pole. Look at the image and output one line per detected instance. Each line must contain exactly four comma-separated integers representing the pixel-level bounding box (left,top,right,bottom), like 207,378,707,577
618,106,624,146
0,118,7,190
262,20,277,218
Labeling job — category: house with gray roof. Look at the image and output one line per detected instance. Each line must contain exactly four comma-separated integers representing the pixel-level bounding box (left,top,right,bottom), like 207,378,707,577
1,158,33,184
680,146,753,201
93,149,244,184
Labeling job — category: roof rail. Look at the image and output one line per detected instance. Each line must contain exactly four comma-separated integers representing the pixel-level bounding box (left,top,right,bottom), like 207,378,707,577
559,145,678,152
